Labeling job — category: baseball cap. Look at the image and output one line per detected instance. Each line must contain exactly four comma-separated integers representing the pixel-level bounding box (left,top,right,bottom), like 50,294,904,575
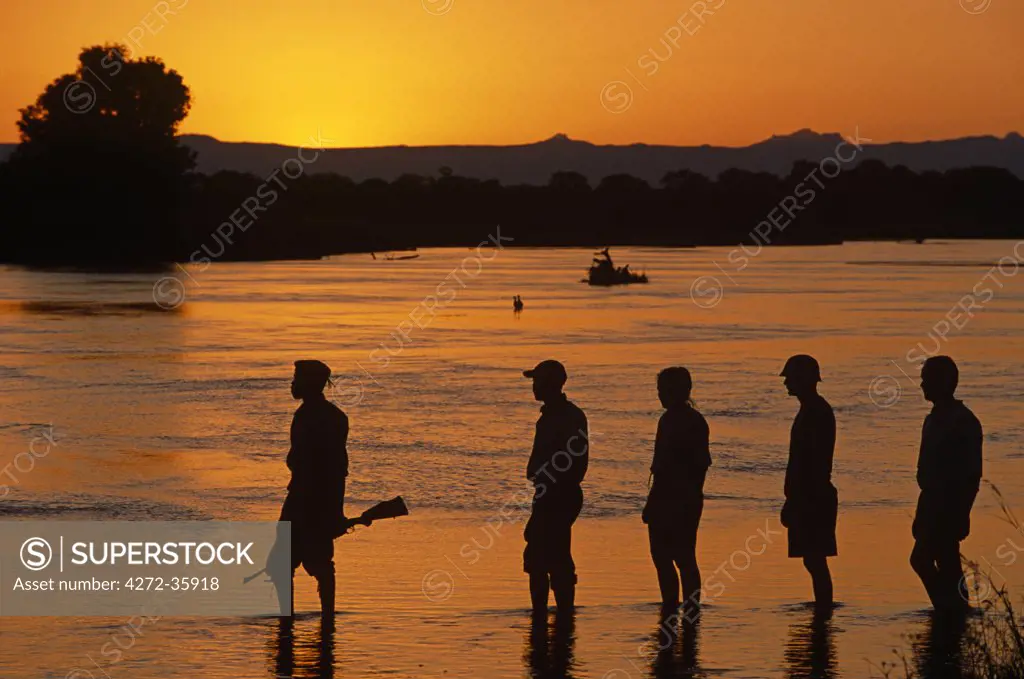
523,359,567,385
780,354,822,382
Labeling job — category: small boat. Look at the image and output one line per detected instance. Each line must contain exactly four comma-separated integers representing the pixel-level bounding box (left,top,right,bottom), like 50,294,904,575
583,248,648,286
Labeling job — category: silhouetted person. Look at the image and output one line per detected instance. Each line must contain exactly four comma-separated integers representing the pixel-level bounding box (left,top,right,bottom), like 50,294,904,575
642,367,711,615
592,248,614,274
523,359,589,614
784,607,837,679
514,295,525,313
910,356,982,612
648,610,701,679
524,611,578,679
274,360,349,625
780,355,837,609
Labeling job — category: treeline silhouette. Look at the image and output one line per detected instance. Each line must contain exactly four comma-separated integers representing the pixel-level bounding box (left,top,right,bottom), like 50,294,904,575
1,45,1021,266
177,162,1023,260
6,159,1022,265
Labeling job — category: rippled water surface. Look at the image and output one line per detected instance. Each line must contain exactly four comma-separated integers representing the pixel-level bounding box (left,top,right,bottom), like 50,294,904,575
0,242,1022,678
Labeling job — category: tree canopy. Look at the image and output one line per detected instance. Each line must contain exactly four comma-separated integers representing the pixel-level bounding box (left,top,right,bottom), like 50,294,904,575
2,44,194,265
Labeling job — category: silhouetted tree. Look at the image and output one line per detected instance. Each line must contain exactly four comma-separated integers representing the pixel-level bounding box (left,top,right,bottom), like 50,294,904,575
392,173,434,191
660,169,711,193
1,44,193,265
596,174,651,194
549,171,591,192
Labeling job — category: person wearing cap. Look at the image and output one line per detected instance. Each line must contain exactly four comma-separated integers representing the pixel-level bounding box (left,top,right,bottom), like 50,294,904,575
910,355,982,611
522,359,589,614
274,359,349,624
642,367,711,615
780,354,837,608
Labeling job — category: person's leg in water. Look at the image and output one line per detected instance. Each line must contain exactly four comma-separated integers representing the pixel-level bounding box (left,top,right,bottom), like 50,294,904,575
910,540,943,608
302,534,337,626
269,567,295,617
267,528,299,617
272,497,300,617
677,509,703,615
934,541,968,611
649,523,681,608
306,559,336,626
677,547,701,613
529,572,550,614
550,520,577,612
551,569,576,611
803,556,833,607
525,512,550,614
318,565,336,623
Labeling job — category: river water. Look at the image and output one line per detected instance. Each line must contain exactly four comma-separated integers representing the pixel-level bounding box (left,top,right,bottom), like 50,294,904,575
0,241,1022,678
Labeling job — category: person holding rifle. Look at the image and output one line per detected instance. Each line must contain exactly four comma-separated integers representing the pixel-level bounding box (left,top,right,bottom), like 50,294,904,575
274,359,349,625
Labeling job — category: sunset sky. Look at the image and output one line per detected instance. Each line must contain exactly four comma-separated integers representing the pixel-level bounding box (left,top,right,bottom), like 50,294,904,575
1,0,1021,148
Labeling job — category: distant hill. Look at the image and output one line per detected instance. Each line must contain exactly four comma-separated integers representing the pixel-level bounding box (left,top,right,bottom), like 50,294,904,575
2,130,1023,184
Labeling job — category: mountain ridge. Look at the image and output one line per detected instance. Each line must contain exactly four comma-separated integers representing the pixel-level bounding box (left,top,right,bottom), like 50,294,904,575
2,129,1022,184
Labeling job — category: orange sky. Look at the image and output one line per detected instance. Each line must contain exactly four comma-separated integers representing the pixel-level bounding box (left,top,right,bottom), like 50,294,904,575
0,0,1021,147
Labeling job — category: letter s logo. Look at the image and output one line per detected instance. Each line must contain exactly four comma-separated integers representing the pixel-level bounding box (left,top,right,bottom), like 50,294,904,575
20,537,53,571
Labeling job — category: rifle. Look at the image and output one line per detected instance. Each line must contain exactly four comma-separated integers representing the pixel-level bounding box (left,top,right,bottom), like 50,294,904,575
332,495,409,537
243,496,409,585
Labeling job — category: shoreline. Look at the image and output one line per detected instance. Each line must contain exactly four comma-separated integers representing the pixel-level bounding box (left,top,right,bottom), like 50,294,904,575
3,236,1019,269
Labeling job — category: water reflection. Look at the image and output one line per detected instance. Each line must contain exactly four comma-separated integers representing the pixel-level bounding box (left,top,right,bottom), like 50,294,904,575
912,610,967,679
268,617,335,679
524,611,577,679
648,611,702,679
13,300,180,316
784,607,837,679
